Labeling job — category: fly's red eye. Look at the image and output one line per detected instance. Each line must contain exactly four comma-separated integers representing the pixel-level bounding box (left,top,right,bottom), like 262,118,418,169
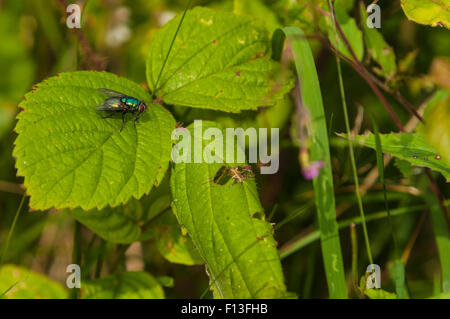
139,103,146,113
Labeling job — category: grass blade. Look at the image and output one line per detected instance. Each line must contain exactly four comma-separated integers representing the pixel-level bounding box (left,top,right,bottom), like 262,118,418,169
371,115,408,298
327,0,373,266
273,26,347,298
0,276,29,299
425,191,450,293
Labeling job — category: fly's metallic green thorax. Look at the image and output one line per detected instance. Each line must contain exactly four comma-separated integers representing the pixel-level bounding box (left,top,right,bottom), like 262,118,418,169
96,88,149,131
121,96,140,109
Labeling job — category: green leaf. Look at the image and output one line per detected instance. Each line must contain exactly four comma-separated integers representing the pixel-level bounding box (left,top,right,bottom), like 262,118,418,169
341,132,450,181
0,265,68,299
146,210,204,266
146,7,293,113
360,3,397,79
68,206,141,244
170,121,288,298
81,271,164,299
327,4,364,61
359,274,397,299
13,71,175,211
365,288,397,299
400,0,450,29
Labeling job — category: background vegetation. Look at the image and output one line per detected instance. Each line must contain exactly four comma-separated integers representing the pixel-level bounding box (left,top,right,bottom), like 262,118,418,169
0,0,449,299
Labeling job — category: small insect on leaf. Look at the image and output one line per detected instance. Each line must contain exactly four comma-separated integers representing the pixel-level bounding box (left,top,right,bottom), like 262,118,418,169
212,165,255,187
212,165,232,185
96,88,149,131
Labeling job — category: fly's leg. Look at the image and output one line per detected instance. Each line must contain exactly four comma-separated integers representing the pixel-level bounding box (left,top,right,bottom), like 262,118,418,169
120,111,126,132
229,179,238,188
102,113,114,119
204,171,224,185
202,178,213,185
133,113,139,129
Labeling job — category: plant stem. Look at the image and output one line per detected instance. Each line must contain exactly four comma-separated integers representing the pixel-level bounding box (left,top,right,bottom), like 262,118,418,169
350,223,358,291
328,0,373,265
70,221,82,299
0,194,26,267
95,239,106,278
279,201,448,259
153,0,192,94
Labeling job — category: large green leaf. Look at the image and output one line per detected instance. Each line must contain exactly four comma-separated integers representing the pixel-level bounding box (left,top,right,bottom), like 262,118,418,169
0,265,68,299
341,132,450,181
401,0,450,29
146,7,293,112
13,71,175,211
170,121,288,298
81,271,164,299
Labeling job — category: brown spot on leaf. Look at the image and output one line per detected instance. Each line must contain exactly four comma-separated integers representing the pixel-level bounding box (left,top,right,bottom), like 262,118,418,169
236,71,241,77
152,96,163,104
250,52,265,61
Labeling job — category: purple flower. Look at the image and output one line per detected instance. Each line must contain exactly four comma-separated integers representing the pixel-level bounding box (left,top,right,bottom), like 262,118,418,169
302,161,324,180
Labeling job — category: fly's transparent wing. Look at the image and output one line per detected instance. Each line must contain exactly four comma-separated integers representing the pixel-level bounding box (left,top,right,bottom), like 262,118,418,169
96,97,125,111
97,88,125,98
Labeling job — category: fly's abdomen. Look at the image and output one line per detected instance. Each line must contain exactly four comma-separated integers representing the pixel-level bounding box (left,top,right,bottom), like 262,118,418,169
96,97,125,111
